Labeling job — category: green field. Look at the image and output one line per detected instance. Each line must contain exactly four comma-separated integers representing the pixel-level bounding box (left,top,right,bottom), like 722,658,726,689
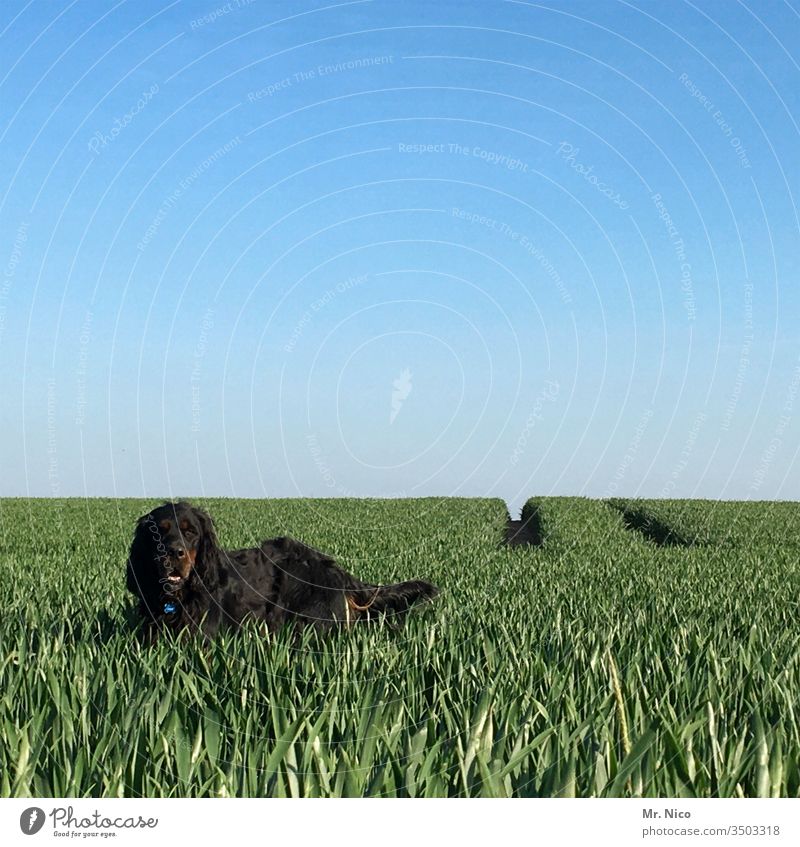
1,496,799,797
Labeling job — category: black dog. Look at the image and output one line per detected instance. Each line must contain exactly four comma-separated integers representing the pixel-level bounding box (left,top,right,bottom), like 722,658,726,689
126,501,438,640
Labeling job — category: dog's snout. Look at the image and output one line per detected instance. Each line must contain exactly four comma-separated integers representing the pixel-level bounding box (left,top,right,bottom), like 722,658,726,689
169,546,186,559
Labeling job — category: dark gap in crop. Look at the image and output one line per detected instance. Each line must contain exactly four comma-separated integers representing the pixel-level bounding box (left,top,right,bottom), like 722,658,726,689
608,502,695,548
505,505,544,547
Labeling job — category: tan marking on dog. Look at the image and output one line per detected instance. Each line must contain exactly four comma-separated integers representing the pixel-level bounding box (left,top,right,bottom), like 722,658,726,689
346,589,380,612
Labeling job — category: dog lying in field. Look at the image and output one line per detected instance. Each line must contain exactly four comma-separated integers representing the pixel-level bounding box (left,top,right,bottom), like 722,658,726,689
126,501,438,641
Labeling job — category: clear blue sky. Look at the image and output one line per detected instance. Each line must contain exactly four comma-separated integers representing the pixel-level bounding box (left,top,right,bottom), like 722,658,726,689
1,0,799,514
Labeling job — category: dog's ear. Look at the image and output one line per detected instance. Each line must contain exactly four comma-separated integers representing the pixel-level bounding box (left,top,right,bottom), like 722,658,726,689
192,505,220,591
127,513,156,600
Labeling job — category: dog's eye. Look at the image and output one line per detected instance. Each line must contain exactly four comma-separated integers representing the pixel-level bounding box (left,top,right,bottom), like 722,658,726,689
182,527,196,538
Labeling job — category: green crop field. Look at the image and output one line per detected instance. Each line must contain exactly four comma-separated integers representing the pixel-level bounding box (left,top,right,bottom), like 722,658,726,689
1,496,799,798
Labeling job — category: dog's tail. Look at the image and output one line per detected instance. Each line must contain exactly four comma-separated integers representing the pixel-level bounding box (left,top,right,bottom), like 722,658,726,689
347,579,438,621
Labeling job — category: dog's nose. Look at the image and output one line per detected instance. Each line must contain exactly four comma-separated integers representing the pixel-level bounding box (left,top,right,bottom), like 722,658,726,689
169,546,186,559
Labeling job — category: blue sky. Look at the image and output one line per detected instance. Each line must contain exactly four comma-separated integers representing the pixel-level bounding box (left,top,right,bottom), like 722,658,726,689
1,0,799,514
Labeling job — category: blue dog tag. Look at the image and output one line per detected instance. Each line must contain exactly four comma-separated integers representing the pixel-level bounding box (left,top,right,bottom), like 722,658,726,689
163,601,177,615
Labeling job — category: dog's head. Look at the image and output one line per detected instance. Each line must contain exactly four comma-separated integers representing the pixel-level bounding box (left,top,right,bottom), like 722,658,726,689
126,501,219,611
